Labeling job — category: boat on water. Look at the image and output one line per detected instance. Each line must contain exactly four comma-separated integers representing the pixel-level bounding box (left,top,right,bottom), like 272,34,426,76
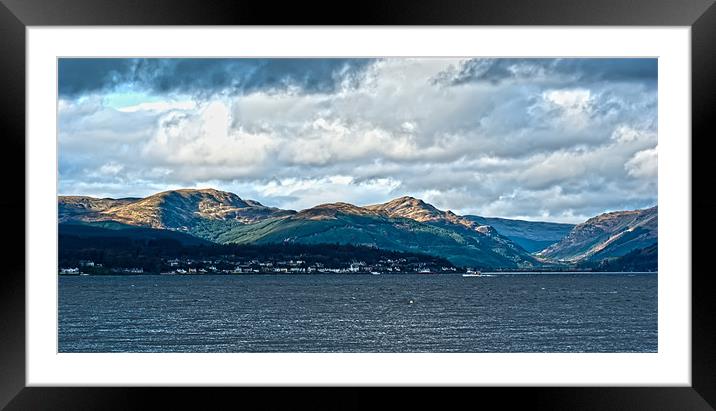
462,269,481,277
418,268,432,274
370,271,381,275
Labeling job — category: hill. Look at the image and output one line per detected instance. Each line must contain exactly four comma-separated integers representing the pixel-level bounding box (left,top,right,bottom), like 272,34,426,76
581,243,658,272
217,199,538,269
59,222,212,246
538,206,657,262
58,189,294,236
59,189,657,271
59,223,458,275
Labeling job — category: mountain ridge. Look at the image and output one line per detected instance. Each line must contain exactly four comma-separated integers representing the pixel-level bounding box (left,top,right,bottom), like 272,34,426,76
59,189,539,269
58,188,657,270
59,188,295,229
538,206,657,262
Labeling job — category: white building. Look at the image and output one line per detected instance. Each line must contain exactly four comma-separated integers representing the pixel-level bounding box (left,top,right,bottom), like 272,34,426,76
59,267,79,274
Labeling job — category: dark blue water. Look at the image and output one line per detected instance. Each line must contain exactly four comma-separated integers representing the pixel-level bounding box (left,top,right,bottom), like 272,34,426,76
58,273,657,353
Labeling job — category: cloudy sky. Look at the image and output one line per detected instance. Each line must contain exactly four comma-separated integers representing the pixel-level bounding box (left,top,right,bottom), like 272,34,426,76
58,58,657,223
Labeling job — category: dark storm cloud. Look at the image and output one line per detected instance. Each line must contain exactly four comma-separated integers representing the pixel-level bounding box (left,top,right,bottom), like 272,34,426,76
58,59,136,98
58,58,375,98
434,58,657,86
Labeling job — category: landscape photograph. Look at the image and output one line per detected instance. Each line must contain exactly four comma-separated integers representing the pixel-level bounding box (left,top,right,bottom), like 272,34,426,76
58,57,658,353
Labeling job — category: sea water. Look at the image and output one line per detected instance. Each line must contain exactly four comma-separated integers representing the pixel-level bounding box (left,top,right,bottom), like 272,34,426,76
58,273,657,352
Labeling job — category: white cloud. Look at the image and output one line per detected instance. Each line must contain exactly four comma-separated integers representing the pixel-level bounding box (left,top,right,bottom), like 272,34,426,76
248,175,402,211
98,162,124,175
141,100,278,171
116,100,197,112
625,146,658,178
541,88,593,128
611,124,656,144
544,88,591,109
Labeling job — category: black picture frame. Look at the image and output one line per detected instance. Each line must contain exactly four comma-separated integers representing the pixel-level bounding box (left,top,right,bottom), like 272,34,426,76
2,0,714,409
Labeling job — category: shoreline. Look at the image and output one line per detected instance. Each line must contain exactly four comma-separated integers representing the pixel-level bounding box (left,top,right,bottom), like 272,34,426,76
59,271,658,277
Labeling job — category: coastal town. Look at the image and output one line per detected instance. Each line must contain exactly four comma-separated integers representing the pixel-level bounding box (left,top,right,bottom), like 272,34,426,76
59,256,461,276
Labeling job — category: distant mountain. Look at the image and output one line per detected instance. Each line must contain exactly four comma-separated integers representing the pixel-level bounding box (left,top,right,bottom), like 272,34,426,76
58,196,139,222
217,197,538,269
538,206,657,262
464,215,574,253
59,188,656,271
365,196,508,233
59,189,295,235
582,243,658,272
